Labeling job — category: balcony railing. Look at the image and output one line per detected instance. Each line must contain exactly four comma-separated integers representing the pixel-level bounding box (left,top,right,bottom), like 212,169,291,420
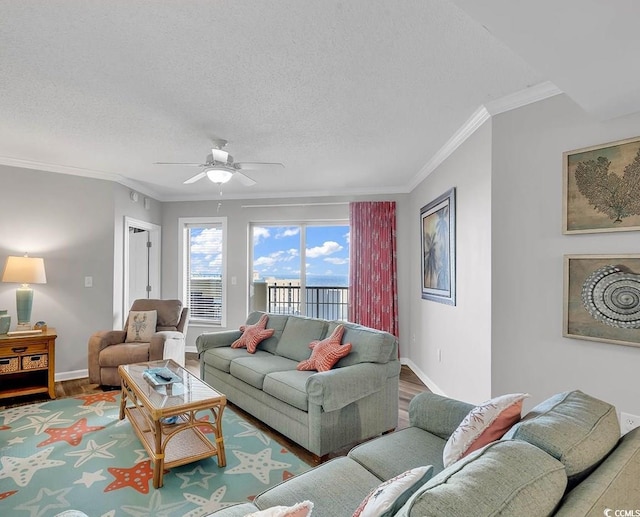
266,284,349,320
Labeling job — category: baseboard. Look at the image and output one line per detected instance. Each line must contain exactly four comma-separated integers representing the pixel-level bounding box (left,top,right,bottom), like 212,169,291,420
399,357,447,397
186,345,197,354
55,369,88,382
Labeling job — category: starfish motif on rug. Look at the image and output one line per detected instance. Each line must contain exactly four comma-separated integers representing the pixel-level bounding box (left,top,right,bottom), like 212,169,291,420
105,459,155,494
182,486,235,517
0,490,17,500
13,486,72,516
64,438,117,467
176,465,217,489
74,469,107,488
73,401,119,417
234,421,270,445
226,448,291,483
0,403,49,426
12,411,73,435
76,392,120,405
37,418,105,447
119,489,189,516
0,446,65,487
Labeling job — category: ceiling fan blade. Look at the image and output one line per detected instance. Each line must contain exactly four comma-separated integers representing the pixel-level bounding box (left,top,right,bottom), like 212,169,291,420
155,162,206,167
183,171,207,184
233,171,257,186
235,162,285,170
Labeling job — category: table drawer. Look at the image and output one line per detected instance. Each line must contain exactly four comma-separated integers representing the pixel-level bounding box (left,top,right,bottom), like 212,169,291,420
22,354,48,370
0,356,20,374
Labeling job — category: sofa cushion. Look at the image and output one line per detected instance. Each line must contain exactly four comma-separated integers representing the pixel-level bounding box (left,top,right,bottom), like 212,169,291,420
263,370,313,411
349,427,447,480
398,440,567,517
503,390,620,482
276,316,328,362
99,343,149,367
327,321,395,366
202,347,272,373
230,355,299,390
442,393,528,468
255,457,382,516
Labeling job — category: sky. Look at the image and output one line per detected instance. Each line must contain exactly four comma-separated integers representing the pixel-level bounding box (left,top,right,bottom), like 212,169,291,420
188,224,350,284
253,225,350,282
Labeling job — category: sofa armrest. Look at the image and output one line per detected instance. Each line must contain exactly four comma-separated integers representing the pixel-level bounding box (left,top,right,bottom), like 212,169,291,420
195,330,242,354
306,363,390,412
409,392,474,439
150,331,185,365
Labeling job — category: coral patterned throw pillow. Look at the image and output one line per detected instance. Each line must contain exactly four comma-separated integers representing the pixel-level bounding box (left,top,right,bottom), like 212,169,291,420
230,314,275,354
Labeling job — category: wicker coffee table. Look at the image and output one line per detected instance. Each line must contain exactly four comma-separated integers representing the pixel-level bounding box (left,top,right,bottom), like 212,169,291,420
118,359,227,488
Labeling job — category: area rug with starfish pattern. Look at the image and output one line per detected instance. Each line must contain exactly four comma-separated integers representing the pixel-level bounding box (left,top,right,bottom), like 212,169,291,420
0,392,311,516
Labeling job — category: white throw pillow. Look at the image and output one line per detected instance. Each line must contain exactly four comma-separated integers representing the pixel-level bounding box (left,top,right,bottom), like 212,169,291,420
245,501,313,517
442,393,529,468
353,466,434,517
125,310,157,342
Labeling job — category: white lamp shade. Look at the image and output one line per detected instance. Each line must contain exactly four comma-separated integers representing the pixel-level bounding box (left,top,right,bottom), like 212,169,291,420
2,256,47,284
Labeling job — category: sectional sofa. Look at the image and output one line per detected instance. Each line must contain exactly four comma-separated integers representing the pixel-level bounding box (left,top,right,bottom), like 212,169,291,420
209,389,640,516
196,311,400,459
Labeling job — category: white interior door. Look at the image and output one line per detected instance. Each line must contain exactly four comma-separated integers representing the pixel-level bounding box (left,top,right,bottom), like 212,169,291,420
124,217,161,314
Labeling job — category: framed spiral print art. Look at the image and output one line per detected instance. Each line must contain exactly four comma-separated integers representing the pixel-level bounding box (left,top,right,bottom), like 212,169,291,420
564,254,640,347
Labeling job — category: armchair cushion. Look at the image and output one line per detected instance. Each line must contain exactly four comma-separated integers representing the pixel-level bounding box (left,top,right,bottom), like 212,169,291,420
125,310,157,342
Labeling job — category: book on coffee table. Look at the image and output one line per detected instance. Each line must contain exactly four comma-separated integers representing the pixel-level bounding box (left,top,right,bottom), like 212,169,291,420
142,367,181,386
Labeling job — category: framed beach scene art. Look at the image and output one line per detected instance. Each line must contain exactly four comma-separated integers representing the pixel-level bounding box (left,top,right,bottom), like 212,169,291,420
421,187,456,306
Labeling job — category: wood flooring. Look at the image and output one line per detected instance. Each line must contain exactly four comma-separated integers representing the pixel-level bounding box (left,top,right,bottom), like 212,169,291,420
4,354,430,465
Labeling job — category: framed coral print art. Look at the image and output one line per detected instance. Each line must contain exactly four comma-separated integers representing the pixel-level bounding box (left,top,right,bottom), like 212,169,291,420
564,254,640,348
563,136,640,234
421,187,456,306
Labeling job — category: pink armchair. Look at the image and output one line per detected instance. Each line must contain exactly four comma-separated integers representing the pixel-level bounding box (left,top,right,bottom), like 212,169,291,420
88,299,189,386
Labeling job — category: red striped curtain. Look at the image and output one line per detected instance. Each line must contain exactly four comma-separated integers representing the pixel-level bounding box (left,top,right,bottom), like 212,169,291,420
349,201,399,340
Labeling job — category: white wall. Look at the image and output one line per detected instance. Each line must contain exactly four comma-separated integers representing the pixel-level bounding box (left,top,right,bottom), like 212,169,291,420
160,194,411,353
407,122,493,403
491,94,640,415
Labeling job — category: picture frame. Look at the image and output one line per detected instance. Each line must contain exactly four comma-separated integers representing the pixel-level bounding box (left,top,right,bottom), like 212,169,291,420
563,136,640,234
563,254,640,348
421,187,456,305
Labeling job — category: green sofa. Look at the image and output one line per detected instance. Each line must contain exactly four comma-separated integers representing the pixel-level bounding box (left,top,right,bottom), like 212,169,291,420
209,390,640,516
196,311,400,459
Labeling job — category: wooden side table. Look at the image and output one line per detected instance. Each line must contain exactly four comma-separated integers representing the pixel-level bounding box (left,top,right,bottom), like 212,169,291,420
0,328,57,400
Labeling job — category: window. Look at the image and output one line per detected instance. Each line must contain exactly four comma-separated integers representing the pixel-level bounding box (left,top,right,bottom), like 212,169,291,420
179,217,227,326
250,223,349,320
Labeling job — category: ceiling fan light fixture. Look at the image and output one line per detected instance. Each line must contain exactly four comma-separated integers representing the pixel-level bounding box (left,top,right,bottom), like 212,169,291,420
205,167,233,184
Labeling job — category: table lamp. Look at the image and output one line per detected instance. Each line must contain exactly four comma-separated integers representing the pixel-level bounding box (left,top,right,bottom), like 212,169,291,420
2,255,47,329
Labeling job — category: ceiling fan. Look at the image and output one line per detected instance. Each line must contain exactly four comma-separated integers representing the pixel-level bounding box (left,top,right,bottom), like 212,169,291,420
154,139,284,187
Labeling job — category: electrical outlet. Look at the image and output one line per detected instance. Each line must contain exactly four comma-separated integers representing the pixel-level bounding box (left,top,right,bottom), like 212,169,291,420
620,412,640,434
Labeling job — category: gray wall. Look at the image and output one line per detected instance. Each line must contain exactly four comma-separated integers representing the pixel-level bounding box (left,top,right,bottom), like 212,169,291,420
0,167,115,377
0,167,161,378
491,94,640,415
407,122,493,403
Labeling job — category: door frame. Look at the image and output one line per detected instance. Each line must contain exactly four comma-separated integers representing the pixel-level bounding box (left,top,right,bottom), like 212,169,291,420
123,217,161,318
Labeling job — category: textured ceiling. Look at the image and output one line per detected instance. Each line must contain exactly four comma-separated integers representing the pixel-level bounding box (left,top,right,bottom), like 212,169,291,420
1,1,635,201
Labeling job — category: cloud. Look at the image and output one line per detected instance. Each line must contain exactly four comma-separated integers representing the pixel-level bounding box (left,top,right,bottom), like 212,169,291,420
254,249,298,268
276,227,300,239
325,257,349,265
306,241,342,258
190,228,222,253
253,226,271,245
344,231,350,244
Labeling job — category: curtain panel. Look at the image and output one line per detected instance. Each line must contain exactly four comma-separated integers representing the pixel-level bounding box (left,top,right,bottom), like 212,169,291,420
349,201,399,340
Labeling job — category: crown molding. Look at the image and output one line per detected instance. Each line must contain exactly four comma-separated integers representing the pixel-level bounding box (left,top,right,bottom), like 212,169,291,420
408,81,563,189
